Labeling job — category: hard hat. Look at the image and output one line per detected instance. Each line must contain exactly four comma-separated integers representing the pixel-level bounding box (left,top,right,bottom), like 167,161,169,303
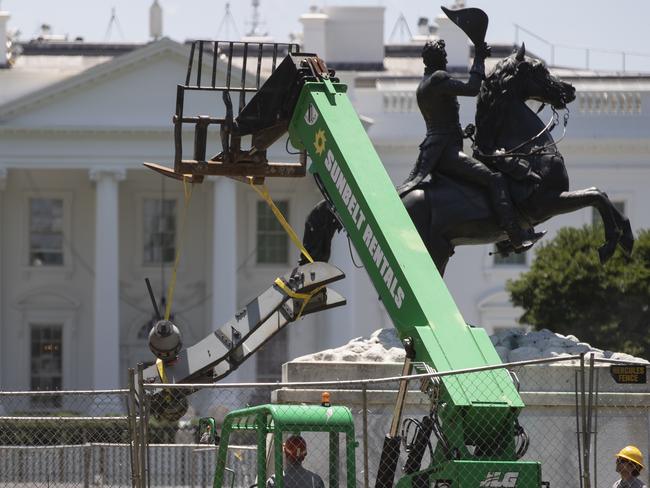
617,445,645,469
283,435,307,463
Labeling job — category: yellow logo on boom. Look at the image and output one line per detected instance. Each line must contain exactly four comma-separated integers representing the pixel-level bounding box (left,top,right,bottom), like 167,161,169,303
314,129,326,156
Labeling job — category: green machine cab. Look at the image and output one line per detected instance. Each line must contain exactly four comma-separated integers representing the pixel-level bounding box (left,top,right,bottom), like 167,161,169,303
210,403,356,488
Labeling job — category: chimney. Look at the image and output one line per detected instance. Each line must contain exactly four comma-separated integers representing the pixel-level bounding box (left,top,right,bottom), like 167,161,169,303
300,6,385,70
417,17,429,37
150,0,163,40
0,9,10,67
300,8,327,58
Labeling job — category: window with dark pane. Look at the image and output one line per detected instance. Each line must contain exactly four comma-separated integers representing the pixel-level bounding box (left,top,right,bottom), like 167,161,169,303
256,200,289,264
143,198,176,265
30,325,63,407
592,200,625,227
493,248,526,266
29,198,64,266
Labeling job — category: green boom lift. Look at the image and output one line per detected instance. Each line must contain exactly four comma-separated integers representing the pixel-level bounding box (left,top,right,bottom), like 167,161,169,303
144,38,544,487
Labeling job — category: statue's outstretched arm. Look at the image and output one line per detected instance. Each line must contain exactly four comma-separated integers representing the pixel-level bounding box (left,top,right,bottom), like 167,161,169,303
434,74,482,97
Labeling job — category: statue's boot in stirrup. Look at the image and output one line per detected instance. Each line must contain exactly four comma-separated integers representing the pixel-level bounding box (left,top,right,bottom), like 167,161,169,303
504,225,546,253
490,175,544,253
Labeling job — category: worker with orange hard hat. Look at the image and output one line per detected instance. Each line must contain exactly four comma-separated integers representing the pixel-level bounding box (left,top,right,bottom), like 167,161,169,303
614,445,647,488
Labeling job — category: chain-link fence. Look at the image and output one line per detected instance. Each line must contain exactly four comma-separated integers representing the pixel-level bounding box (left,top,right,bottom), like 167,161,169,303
0,389,134,487
581,358,650,488
1,355,648,487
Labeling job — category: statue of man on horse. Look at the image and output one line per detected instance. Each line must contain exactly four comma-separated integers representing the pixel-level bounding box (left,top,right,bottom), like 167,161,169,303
397,6,545,253
300,6,633,275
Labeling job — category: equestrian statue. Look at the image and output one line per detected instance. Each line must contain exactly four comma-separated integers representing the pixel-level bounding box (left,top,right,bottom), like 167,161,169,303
301,6,634,276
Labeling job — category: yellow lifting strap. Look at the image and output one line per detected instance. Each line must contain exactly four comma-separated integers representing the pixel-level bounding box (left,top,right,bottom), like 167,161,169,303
155,176,192,384
274,278,325,319
248,177,321,319
164,176,194,321
247,177,314,264
156,358,168,383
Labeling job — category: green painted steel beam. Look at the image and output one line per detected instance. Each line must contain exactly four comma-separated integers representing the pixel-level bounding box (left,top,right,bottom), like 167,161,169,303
288,81,523,410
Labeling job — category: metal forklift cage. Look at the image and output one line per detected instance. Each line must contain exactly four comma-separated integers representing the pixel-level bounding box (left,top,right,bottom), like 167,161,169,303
213,404,357,488
145,40,306,183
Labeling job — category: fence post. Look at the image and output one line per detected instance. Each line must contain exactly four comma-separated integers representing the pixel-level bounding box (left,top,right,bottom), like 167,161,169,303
579,353,591,488
59,444,65,484
187,445,194,488
127,368,141,488
18,449,24,483
586,354,596,487
137,364,149,488
593,366,600,488
84,443,91,488
647,408,650,487
581,353,595,488
575,359,584,488
100,445,107,487
362,382,369,488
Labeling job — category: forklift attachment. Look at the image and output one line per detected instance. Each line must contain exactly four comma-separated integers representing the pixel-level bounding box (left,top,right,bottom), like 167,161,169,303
144,41,318,182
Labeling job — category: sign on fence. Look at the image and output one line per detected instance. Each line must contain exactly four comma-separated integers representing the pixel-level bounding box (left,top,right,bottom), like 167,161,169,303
610,365,647,384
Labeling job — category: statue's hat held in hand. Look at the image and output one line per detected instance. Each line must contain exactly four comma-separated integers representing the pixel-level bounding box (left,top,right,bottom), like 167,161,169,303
440,5,488,46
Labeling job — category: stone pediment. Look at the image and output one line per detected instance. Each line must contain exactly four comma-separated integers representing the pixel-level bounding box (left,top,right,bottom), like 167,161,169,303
477,290,512,311
0,38,236,131
14,288,80,310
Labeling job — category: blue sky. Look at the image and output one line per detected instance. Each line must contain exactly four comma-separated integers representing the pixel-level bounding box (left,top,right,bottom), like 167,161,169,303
3,0,650,72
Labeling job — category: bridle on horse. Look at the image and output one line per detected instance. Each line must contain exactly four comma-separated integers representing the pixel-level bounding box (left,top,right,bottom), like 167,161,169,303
470,105,570,160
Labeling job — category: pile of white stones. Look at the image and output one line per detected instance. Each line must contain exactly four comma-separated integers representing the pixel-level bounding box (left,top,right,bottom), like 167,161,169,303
295,328,646,363
490,328,644,363
296,328,405,363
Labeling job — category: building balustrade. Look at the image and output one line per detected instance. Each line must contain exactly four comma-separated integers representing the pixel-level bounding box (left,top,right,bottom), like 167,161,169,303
382,91,417,113
577,91,643,115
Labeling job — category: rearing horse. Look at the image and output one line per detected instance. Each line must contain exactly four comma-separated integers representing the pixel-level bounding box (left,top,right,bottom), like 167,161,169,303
302,45,634,275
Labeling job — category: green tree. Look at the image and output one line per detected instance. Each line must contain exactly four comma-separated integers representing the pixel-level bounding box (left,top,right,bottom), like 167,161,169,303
507,226,650,359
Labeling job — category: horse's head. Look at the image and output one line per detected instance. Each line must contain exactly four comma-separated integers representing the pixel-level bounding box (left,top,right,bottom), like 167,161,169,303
476,44,576,152
509,44,576,109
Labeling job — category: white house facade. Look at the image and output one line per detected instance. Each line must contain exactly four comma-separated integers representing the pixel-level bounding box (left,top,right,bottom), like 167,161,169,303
0,6,648,392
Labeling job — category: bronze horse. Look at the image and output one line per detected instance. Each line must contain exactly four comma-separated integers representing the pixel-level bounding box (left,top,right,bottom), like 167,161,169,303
301,45,634,275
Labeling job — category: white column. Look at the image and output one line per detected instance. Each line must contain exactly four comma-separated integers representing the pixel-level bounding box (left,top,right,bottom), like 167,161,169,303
324,233,360,349
325,232,387,350
211,177,244,377
0,167,6,388
0,11,10,68
90,169,125,389
212,177,237,326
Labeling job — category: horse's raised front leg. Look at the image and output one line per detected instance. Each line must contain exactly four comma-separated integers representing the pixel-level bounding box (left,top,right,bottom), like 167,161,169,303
527,188,622,263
